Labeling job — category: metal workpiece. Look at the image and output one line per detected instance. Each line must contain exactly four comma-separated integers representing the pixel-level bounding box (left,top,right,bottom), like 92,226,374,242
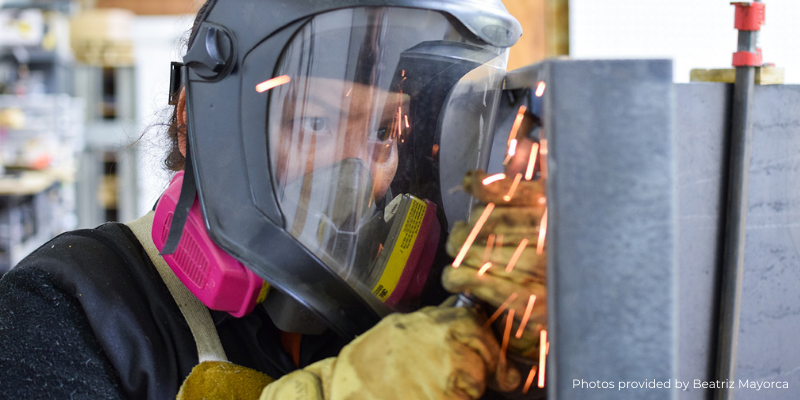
733,84,800,398
671,83,800,400
674,83,732,400
494,59,800,400
542,59,677,400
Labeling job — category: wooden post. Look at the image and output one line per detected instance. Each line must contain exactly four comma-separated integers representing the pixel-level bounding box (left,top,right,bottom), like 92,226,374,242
95,0,200,15
545,0,569,57
502,0,547,70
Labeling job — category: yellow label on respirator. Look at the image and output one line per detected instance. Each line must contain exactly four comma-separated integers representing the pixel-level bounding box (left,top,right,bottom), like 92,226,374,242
371,196,427,301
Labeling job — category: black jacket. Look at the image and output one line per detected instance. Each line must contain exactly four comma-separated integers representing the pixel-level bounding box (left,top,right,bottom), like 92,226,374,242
0,222,345,399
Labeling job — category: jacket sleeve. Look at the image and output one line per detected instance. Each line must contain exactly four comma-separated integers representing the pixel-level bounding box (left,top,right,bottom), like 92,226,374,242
0,224,200,400
0,223,338,399
0,265,127,399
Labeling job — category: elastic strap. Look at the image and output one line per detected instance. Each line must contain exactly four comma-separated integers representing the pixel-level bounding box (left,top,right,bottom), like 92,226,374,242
160,126,197,255
126,211,228,363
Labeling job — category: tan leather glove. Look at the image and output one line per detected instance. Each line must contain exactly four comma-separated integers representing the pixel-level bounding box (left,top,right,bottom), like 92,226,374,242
442,170,547,358
176,361,275,400
260,306,520,400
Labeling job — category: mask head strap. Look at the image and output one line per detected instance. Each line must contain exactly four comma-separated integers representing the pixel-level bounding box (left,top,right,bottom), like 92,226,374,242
168,62,183,105
161,62,198,256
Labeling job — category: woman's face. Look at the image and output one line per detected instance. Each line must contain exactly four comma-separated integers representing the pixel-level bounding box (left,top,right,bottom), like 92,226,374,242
271,78,409,200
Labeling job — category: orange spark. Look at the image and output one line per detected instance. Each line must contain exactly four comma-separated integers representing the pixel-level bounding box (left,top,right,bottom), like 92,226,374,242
523,366,537,394
536,209,548,255
484,292,518,328
478,262,493,276
538,197,547,205
453,203,495,267
537,330,548,388
404,115,410,128
539,139,548,155
506,105,527,146
505,238,529,273
396,107,403,138
515,294,537,338
345,87,353,97
535,81,546,97
482,173,506,186
500,309,515,362
482,234,496,263
503,106,527,165
508,139,518,157
255,75,291,93
503,173,523,202
432,144,439,158
525,143,540,180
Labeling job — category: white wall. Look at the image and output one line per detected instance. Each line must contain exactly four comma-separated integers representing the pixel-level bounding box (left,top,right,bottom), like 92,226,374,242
131,15,194,216
571,0,800,83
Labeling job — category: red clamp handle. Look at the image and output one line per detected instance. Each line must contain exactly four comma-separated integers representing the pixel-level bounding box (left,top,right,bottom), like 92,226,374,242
732,48,763,67
732,2,765,31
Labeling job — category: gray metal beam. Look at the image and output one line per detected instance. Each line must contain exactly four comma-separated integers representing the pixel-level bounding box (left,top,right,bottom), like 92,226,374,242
543,59,677,400
673,83,800,399
499,61,800,400
732,84,800,399
674,82,731,400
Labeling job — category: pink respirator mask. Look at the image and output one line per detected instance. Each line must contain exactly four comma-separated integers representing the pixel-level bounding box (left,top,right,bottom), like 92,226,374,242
152,171,268,317
152,171,442,318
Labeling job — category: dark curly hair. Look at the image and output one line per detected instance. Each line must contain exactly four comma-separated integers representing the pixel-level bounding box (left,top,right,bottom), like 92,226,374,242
164,0,213,171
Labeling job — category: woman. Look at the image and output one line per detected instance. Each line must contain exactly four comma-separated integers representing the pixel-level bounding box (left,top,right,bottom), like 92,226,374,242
0,1,542,398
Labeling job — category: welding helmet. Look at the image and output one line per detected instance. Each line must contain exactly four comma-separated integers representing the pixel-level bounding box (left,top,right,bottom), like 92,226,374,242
154,0,520,339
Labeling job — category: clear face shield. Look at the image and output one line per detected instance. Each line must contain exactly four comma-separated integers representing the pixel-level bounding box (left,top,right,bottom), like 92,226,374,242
266,7,508,315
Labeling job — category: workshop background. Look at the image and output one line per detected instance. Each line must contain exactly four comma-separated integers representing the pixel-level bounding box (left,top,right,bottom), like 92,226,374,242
0,0,798,399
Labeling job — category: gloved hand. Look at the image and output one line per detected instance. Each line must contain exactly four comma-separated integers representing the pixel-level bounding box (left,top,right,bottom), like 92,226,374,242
442,170,548,358
260,306,520,400
176,360,275,399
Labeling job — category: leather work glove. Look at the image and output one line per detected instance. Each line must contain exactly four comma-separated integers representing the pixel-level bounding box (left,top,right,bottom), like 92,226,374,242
260,306,521,400
176,360,275,399
442,170,548,358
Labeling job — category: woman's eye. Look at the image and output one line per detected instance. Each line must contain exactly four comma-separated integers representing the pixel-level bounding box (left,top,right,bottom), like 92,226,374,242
375,127,391,142
300,117,328,133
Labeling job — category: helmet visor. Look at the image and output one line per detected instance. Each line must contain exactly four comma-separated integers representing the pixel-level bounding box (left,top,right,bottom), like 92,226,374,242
264,7,507,314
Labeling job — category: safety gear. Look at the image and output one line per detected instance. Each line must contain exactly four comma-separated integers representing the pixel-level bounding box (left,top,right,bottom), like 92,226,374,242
176,361,274,400
260,305,521,400
442,170,547,358
153,172,269,317
460,170,546,207
165,0,520,337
